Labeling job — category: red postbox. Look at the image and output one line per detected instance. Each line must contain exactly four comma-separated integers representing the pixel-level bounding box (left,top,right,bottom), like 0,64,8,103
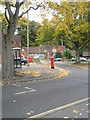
51,57,54,69
29,57,33,62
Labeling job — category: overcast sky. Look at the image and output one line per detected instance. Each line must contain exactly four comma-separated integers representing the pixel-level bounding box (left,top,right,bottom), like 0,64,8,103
26,7,54,23
0,3,53,24
0,0,88,23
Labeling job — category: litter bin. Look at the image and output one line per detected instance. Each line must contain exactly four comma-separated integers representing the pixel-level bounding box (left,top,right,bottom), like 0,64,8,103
51,57,54,69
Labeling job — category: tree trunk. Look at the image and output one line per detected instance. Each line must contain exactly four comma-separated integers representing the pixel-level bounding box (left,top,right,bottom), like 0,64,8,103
6,36,14,80
2,21,17,81
2,34,14,81
75,42,80,63
2,34,7,79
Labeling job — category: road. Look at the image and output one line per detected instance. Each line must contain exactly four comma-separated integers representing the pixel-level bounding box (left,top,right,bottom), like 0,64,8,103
2,63,88,118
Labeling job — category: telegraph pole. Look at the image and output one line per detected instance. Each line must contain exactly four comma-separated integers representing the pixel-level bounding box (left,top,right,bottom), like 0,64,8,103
27,9,29,67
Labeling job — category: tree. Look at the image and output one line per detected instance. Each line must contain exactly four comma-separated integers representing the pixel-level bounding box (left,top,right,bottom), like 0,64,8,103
1,0,42,80
55,52,62,58
47,1,89,63
52,19,68,46
37,19,55,45
17,17,41,47
63,49,72,59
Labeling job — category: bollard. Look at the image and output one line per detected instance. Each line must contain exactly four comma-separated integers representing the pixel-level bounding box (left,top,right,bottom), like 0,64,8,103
51,57,54,69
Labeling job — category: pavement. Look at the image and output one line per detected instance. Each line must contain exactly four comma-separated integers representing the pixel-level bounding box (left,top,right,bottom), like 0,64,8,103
2,61,66,85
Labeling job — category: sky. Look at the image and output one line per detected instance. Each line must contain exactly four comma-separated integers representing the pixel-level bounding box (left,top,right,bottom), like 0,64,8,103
0,0,89,23
0,0,58,23
26,8,53,24
26,8,44,24
0,4,52,24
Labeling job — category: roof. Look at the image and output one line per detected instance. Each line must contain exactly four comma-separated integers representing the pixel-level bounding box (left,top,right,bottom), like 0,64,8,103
23,45,65,54
70,50,76,55
83,51,90,57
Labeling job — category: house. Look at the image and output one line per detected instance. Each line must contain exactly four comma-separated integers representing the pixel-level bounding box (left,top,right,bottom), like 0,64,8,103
83,51,90,59
70,50,76,56
0,35,21,64
22,45,66,58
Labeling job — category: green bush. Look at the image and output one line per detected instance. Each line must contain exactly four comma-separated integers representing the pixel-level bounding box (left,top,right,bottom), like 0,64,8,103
55,52,62,58
63,49,72,59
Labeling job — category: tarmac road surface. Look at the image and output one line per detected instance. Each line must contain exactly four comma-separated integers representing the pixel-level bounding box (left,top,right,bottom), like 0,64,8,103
2,62,88,118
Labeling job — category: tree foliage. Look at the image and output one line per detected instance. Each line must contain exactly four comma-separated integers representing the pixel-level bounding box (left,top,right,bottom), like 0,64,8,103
37,19,55,45
17,17,41,47
63,49,72,59
55,52,62,58
47,1,89,63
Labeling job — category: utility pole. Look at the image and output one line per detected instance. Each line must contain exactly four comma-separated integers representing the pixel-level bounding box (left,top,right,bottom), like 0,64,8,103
27,8,29,67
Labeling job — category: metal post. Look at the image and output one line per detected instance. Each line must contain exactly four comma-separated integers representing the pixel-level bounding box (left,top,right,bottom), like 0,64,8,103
47,45,49,69
27,9,29,67
16,50,17,68
39,45,42,60
20,49,21,68
48,52,49,69
39,45,40,60
62,39,63,62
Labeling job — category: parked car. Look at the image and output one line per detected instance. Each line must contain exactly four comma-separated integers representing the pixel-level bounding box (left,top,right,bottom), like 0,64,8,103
70,57,76,61
33,54,39,59
87,58,90,62
39,54,45,59
54,58,62,61
21,57,27,65
80,57,87,62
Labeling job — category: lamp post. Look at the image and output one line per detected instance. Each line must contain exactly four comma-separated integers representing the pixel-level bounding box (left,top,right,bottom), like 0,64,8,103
27,7,29,67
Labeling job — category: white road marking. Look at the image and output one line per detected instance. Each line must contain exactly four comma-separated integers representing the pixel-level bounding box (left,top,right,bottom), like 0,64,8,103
25,87,32,90
15,89,36,95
